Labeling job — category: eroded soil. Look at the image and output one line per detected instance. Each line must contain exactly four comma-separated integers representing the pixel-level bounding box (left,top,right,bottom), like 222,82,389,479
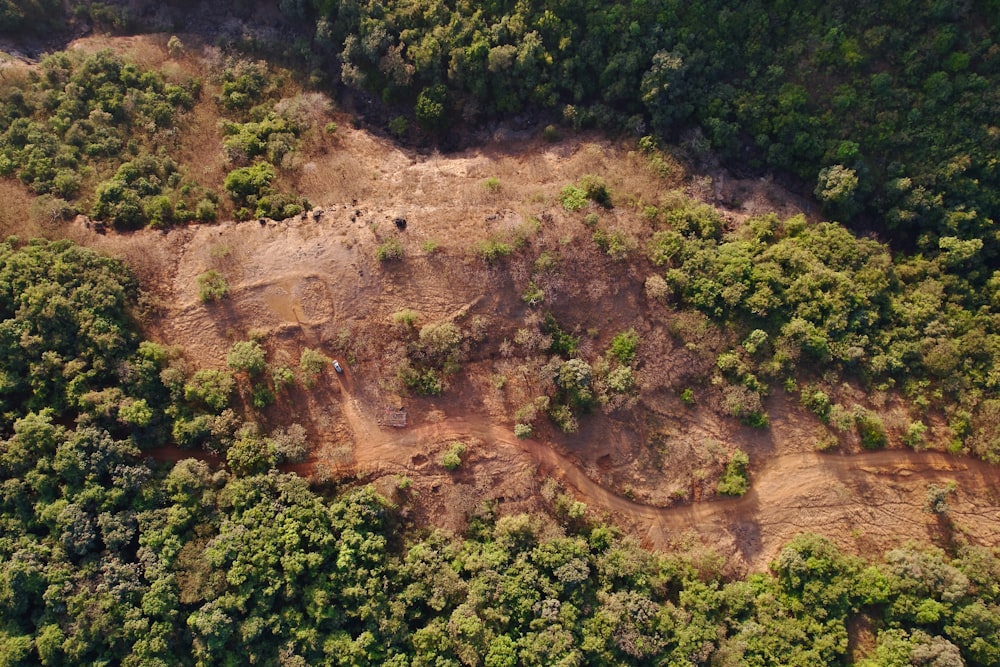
65,69,1000,571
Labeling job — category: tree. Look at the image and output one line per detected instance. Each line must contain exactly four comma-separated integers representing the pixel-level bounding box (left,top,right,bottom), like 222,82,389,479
227,340,267,376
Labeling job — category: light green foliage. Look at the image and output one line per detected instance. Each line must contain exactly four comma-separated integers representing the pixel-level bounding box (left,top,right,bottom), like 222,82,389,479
608,329,639,365
376,237,404,261
184,369,235,412
474,238,514,263
592,227,635,260
717,450,750,496
271,365,295,392
681,388,695,405
521,281,544,306
559,184,587,211
855,409,887,449
392,309,420,330
299,348,331,387
196,270,228,302
440,441,466,470
801,387,832,421
227,340,267,376
514,423,532,439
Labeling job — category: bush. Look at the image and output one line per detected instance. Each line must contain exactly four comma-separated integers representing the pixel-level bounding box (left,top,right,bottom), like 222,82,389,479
514,423,533,439
579,174,612,208
376,237,404,262
183,369,234,412
440,441,466,470
608,329,639,365
559,185,588,211
392,309,420,330
227,341,267,376
224,162,275,202
856,409,887,449
299,348,330,387
717,450,750,496
196,270,228,302
475,238,514,263
549,403,578,433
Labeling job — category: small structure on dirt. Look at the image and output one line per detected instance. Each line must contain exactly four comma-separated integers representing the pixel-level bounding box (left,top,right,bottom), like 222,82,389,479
380,407,407,428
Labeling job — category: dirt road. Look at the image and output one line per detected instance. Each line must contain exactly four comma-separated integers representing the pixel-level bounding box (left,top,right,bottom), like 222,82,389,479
342,408,1000,570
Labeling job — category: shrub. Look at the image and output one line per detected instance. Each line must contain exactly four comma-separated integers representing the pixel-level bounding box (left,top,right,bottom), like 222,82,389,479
521,282,545,306
856,409,887,449
251,383,275,408
559,184,587,211
549,403,579,433
271,365,295,392
475,238,514,263
717,450,750,496
579,174,612,207
924,481,956,514
421,239,440,254
376,237,405,262
514,423,533,439
224,162,275,202
645,274,670,301
388,116,408,137
681,388,695,405
227,341,267,376
392,309,420,330
299,348,330,387
608,329,639,365
440,441,466,470
482,177,501,193
801,388,832,421
183,369,234,412
196,270,228,302
592,228,635,260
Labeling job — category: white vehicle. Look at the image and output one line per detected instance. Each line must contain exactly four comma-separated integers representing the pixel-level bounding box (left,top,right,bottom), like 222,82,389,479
333,360,344,374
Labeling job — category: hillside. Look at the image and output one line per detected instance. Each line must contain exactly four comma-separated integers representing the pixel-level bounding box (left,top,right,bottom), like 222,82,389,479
0,7,999,666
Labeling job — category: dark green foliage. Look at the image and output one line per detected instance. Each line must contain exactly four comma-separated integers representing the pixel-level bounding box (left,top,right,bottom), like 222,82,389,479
1,245,999,666
542,313,580,357
0,50,205,227
0,0,63,34
0,239,137,430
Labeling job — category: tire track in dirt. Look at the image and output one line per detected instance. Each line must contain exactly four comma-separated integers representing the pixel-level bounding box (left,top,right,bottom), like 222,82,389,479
345,409,1000,568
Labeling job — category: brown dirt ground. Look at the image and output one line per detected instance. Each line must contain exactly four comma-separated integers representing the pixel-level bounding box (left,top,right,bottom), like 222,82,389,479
29,35,998,572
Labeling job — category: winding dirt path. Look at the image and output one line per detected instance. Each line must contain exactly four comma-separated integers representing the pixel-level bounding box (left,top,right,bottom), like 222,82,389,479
341,402,1000,569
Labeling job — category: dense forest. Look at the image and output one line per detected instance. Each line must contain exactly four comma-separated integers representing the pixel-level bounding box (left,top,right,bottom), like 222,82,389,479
0,239,999,665
1,0,1000,664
